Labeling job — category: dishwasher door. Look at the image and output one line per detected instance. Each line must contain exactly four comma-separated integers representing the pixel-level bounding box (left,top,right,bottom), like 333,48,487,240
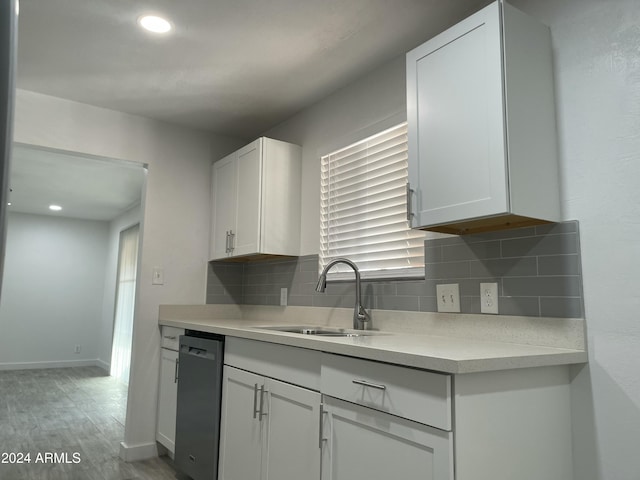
174,333,224,480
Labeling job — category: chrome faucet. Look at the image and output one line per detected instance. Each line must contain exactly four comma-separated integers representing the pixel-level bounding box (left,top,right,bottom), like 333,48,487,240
315,258,370,330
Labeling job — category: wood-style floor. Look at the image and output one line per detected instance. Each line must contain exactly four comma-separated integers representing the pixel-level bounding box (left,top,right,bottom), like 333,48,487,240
0,366,180,480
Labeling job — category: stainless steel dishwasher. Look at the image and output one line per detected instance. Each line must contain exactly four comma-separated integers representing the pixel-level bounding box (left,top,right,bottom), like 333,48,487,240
174,331,224,480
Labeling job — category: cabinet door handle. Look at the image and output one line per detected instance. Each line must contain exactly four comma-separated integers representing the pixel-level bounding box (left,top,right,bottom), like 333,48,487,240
258,385,267,421
406,182,414,222
229,230,235,252
174,358,179,383
225,231,230,253
319,402,326,449
352,379,387,390
253,383,259,419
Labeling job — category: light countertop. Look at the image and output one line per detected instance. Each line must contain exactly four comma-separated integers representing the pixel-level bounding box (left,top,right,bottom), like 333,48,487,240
159,305,587,374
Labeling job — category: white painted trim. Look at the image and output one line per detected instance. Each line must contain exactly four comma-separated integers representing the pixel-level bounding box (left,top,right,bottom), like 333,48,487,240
0,359,105,371
119,441,158,462
96,359,111,373
155,432,175,455
156,442,174,460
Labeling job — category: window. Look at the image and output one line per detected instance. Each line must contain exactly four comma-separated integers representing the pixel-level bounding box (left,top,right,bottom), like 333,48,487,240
319,123,426,279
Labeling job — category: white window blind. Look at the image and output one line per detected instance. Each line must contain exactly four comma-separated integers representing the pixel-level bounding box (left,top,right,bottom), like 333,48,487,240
320,123,426,279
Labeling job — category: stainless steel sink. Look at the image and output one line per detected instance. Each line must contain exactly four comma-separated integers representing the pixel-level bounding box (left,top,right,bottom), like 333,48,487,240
253,325,383,337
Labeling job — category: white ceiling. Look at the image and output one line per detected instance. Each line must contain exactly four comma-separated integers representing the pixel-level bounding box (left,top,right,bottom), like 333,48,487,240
14,0,490,221
9,145,145,221
16,0,490,138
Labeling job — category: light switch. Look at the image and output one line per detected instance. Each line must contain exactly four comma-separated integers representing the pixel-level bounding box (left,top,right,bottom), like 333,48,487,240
152,267,164,285
436,283,460,313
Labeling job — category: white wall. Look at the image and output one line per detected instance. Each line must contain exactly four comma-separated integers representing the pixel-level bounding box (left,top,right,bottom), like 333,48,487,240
13,89,245,459
267,1,640,478
97,203,143,370
0,212,109,368
508,1,640,478
265,55,407,255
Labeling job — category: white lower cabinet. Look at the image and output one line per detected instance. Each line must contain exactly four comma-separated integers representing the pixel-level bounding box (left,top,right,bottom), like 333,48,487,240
320,352,453,480
218,365,321,480
156,326,183,454
218,367,263,480
156,348,179,452
217,338,573,480
321,396,453,480
265,378,321,480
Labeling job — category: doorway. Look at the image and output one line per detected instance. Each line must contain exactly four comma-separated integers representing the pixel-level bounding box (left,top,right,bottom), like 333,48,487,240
110,223,140,383
0,143,146,373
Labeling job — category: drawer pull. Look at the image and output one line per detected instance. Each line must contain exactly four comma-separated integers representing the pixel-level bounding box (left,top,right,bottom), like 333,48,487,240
163,335,177,340
253,383,259,419
319,403,324,449
406,182,414,221
352,379,387,391
258,385,268,421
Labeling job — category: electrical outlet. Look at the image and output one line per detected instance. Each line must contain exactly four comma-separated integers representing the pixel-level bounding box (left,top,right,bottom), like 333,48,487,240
280,287,288,306
480,282,499,314
436,284,460,313
74,345,81,354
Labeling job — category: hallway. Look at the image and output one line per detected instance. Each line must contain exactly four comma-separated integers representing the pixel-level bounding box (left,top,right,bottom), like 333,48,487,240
0,366,178,479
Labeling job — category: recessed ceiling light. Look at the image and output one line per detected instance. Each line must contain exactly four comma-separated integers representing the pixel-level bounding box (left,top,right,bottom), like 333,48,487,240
7,202,11,206
138,15,172,34
49,205,62,211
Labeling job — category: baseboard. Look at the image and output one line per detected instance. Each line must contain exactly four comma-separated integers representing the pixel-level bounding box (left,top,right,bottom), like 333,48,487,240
0,359,104,371
156,442,174,460
119,441,158,462
95,358,111,373
156,433,175,456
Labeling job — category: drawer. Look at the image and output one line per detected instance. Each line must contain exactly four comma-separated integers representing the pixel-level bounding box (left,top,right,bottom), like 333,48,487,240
225,337,321,391
321,353,451,430
160,326,184,351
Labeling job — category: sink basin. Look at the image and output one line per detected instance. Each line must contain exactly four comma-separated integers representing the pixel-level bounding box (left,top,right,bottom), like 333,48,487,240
254,325,383,337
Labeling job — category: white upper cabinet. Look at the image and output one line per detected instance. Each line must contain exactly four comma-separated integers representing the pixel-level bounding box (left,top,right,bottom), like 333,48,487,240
211,152,239,260
406,1,560,235
210,137,301,261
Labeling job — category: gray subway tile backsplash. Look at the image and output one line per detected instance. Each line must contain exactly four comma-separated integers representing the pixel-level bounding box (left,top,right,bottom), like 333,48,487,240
534,222,578,235
496,297,542,317
537,254,581,276
501,232,578,258
206,220,584,318
425,260,470,280
502,276,582,297
468,257,538,278
395,280,427,296
375,295,420,312
442,240,502,262
419,296,438,312
540,297,583,318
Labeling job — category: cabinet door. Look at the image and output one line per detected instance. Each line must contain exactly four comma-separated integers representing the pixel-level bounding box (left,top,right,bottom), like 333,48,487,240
211,153,238,260
321,396,453,480
263,378,321,480
156,348,179,453
407,2,508,228
218,366,265,480
233,139,262,257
